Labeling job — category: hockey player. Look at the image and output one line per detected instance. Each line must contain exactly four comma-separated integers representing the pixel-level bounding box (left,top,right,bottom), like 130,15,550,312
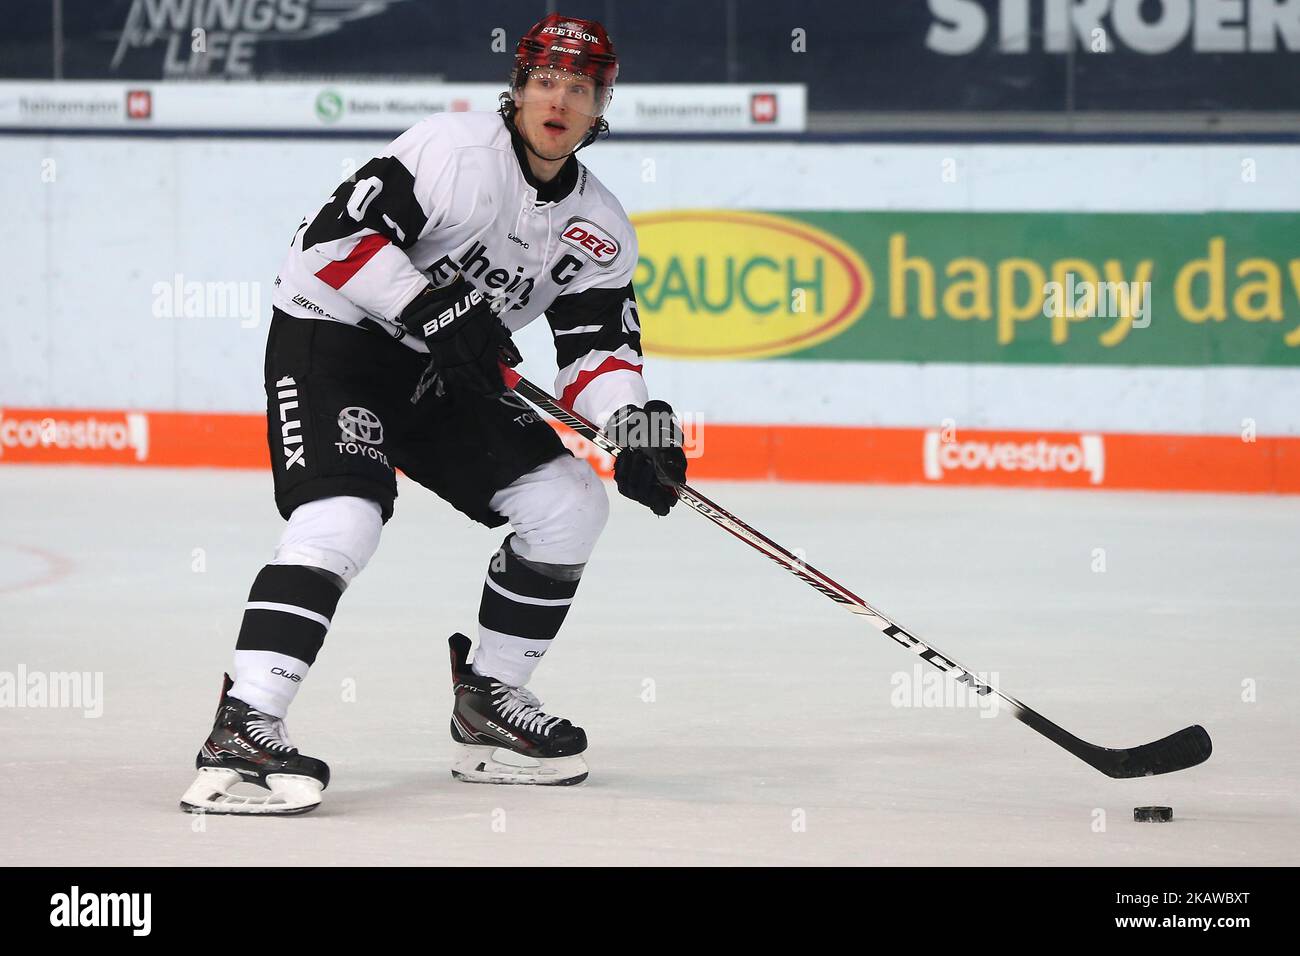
180,14,687,814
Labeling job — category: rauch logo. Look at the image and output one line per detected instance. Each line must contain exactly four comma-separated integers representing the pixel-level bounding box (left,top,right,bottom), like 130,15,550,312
631,210,872,360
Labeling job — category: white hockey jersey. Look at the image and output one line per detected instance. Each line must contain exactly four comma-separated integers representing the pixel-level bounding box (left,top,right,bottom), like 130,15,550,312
272,111,646,428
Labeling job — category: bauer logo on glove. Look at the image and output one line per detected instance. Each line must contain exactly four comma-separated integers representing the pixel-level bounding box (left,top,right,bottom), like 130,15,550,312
419,285,486,338
398,277,520,397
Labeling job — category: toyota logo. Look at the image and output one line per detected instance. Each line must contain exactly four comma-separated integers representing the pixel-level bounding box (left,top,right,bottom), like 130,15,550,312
338,406,384,444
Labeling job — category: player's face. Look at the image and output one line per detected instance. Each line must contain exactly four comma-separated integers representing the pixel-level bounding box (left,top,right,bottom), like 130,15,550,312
514,68,600,160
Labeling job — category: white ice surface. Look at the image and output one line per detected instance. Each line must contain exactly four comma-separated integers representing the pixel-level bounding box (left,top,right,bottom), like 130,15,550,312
0,465,1296,866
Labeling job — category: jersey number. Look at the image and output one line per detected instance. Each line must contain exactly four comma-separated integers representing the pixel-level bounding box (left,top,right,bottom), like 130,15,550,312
346,177,383,221
300,157,426,250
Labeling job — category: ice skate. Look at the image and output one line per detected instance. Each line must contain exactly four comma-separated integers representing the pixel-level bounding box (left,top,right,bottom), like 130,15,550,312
179,675,329,815
447,633,589,786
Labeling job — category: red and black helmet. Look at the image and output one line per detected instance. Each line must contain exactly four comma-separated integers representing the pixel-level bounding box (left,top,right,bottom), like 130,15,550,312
511,14,619,115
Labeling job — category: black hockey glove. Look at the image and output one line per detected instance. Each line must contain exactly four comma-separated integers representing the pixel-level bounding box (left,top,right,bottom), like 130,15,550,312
606,400,688,517
398,277,522,396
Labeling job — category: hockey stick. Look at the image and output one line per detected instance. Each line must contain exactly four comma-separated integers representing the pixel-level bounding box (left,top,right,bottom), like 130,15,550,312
504,368,1212,778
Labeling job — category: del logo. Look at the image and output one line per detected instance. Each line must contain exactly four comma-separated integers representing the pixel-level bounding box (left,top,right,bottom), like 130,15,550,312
923,431,1105,486
560,220,620,264
631,210,872,360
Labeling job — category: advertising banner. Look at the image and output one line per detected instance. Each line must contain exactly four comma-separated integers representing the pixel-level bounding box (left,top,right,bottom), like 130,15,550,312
632,210,1300,367
0,81,805,133
5,406,1298,494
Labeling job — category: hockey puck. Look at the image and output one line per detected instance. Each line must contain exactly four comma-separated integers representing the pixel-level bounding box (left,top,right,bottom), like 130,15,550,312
1133,806,1174,823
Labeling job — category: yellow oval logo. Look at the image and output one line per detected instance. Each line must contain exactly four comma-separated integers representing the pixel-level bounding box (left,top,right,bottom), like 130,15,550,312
631,210,872,360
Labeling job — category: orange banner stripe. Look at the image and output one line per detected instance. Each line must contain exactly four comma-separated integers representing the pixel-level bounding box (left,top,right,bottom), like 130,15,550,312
2,408,1296,494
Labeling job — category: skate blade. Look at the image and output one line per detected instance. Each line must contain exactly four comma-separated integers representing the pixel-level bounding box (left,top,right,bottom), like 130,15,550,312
179,767,324,815
450,744,588,786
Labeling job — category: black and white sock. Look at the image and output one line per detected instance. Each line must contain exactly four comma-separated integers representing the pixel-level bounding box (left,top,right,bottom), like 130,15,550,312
230,564,343,717
474,535,581,687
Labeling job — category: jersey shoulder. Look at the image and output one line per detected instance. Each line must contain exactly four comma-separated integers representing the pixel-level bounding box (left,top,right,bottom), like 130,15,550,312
397,110,510,153
572,163,633,237
388,111,510,182
387,112,511,234
566,163,638,284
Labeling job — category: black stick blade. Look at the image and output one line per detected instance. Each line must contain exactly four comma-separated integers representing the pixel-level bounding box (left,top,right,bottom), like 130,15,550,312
1089,725,1213,778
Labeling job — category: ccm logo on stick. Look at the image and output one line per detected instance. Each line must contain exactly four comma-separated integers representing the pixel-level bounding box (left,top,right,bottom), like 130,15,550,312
560,219,620,264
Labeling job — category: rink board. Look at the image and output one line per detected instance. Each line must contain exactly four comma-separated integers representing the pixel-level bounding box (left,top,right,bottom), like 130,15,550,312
2,405,1297,493
5,138,1300,494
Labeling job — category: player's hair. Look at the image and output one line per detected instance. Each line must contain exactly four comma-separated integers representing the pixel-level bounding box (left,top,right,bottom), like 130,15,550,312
497,90,610,153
